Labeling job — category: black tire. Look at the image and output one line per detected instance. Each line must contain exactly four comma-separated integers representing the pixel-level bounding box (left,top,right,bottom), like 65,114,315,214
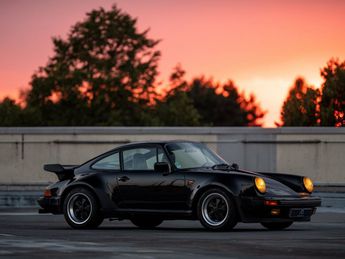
130,216,163,229
261,221,293,230
63,187,103,229
197,188,238,231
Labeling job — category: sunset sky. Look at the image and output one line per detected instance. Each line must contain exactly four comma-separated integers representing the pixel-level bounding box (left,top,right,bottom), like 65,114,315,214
1,0,345,126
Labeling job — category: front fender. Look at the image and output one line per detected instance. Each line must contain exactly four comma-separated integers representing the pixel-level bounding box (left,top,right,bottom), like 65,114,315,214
188,173,257,219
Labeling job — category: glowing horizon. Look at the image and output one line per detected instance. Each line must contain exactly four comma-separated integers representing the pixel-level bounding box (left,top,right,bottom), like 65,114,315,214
1,0,345,126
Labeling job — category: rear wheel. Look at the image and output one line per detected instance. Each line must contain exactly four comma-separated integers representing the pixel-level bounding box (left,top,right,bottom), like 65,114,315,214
261,221,293,230
197,189,238,231
130,216,163,229
63,188,103,229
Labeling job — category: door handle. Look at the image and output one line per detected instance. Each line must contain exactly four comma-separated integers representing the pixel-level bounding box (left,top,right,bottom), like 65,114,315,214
117,176,130,182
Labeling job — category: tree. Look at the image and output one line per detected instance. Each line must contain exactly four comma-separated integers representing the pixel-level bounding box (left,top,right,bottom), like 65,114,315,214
2,5,266,127
280,78,319,126
0,98,23,126
186,78,265,126
24,5,161,126
155,66,265,126
320,58,345,126
155,65,201,126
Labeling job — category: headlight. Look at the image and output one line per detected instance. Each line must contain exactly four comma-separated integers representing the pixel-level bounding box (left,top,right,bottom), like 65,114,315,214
303,177,314,193
255,177,266,194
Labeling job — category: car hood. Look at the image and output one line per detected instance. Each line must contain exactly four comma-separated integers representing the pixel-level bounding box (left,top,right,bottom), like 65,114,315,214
236,168,301,196
188,167,299,197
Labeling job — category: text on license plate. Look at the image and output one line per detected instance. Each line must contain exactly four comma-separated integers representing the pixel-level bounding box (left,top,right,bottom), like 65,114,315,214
289,208,314,218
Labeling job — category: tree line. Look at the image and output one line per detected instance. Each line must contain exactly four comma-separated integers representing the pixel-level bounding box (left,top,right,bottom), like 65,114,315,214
0,5,343,127
281,59,345,127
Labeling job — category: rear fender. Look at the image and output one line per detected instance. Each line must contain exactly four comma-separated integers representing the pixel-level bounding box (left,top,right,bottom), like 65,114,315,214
60,182,113,212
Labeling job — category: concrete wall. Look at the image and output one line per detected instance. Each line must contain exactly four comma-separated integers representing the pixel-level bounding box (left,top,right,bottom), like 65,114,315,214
0,127,344,185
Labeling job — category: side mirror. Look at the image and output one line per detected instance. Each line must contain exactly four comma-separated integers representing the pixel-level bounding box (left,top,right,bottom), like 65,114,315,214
154,162,171,174
230,163,239,170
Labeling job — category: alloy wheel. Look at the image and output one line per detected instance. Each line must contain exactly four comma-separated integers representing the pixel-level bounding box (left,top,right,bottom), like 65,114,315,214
67,193,93,225
201,193,229,226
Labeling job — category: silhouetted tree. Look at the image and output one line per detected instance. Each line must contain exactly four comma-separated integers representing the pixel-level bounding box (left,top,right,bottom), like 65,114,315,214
186,78,265,126
0,97,43,126
24,5,160,125
320,58,345,126
0,98,23,126
155,66,265,126
155,65,201,126
281,78,319,126
1,5,266,127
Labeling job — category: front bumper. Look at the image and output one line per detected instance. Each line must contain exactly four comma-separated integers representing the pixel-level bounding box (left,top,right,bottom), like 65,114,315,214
239,195,321,223
37,196,62,214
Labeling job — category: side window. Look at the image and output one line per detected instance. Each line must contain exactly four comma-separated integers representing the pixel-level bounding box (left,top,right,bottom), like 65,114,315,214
92,153,120,170
123,147,168,171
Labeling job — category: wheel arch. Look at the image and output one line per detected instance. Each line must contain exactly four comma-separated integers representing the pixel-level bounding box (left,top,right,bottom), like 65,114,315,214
60,183,101,211
191,184,241,219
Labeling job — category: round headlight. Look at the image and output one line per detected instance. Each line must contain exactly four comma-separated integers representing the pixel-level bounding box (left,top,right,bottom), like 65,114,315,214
303,177,314,193
255,177,266,194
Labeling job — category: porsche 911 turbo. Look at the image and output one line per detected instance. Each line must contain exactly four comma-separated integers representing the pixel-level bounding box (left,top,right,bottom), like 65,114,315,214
38,140,321,231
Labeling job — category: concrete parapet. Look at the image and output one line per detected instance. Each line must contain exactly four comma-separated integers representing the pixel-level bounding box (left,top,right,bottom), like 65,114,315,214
0,127,344,184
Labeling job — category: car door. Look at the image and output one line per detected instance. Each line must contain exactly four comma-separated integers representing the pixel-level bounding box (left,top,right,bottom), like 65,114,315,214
117,144,188,210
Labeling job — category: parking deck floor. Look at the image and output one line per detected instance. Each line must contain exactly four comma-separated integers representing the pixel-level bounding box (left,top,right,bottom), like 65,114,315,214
0,208,344,258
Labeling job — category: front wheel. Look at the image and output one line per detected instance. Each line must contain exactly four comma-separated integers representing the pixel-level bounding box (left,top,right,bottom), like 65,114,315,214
130,217,163,229
261,221,293,230
197,189,238,231
63,188,103,229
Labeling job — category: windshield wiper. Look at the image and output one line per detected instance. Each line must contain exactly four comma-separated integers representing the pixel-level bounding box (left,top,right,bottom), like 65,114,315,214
211,163,230,170
212,163,239,171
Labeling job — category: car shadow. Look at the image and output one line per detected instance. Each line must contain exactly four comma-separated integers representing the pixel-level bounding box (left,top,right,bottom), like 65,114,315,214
45,225,312,233
98,227,311,232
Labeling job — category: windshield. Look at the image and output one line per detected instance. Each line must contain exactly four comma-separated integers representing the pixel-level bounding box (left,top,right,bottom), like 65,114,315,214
165,142,227,169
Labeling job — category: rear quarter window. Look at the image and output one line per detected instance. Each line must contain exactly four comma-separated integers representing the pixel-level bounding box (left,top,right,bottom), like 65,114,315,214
92,153,120,170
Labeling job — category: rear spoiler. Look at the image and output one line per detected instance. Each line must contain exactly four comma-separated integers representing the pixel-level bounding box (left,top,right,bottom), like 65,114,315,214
43,164,77,181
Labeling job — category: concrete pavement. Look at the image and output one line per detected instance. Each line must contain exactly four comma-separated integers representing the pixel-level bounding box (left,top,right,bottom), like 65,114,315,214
0,208,344,258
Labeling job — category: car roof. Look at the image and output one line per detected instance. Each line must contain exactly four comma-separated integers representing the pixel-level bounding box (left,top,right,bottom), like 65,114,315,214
110,140,200,151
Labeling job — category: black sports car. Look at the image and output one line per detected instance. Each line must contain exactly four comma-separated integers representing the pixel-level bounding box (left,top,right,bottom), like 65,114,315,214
38,140,321,231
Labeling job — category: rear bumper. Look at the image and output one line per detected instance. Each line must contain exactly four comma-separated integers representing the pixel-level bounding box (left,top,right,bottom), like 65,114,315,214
37,196,62,214
239,195,321,223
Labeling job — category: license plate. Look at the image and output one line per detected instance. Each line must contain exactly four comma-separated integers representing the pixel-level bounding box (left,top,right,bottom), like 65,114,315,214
289,208,313,218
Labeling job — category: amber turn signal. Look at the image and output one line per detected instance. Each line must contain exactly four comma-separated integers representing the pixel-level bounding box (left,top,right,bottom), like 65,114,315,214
44,189,52,198
271,209,280,216
255,177,266,194
303,177,314,193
